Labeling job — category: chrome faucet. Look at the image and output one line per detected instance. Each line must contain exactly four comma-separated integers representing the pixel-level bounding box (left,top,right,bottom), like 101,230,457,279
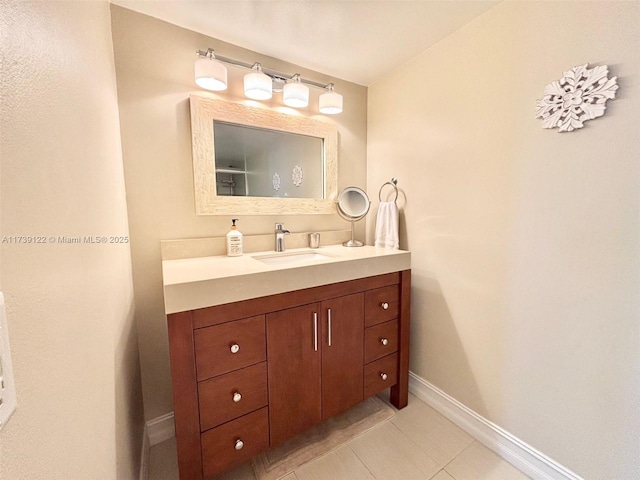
275,223,290,252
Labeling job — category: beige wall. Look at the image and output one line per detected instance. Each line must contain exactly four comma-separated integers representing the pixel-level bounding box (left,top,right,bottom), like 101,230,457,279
368,1,639,478
110,6,368,421
0,1,143,478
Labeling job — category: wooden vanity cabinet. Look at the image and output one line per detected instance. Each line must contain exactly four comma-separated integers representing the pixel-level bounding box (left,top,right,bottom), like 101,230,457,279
167,270,410,480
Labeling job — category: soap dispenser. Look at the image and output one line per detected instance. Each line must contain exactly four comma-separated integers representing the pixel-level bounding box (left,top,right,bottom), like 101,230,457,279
226,219,243,256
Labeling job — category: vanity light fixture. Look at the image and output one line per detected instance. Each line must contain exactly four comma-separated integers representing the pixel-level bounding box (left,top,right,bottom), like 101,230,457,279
283,74,309,108
244,63,273,100
319,83,343,115
194,49,228,91
195,48,343,114
272,77,287,93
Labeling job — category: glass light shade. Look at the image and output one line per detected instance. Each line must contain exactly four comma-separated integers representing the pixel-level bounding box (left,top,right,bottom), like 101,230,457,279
283,80,309,108
194,57,227,91
319,90,343,114
244,68,272,100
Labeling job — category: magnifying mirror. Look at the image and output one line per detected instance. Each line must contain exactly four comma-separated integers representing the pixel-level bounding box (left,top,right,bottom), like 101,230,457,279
336,186,371,247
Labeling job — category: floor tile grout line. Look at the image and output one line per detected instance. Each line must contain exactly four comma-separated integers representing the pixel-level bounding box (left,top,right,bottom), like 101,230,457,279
343,429,397,480
390,395,475,470
343,443,378,480
428,468,448,480
344,425,404,480
346,420,444,479
384,418,445,470
442,439,479,470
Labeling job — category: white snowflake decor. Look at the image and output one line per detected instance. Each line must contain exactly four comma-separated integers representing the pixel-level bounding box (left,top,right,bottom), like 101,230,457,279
292,165,303,187
272,172,281,191
535,64,618,132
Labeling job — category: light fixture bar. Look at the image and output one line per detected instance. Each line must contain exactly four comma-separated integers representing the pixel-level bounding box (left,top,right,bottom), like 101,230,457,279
196,49,331,90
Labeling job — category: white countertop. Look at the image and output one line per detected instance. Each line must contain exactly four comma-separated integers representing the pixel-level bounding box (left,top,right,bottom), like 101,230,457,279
162,245,411,314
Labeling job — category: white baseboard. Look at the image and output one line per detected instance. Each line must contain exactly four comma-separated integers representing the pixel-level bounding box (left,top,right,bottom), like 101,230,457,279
408,372,583,480
139,424,150,480
139,412,175,480
146,412,175,446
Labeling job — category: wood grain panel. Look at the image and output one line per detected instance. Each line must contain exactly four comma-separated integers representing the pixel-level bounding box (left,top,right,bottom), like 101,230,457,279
198,362,268,431
267,303,322,447
364,353,398,399
194,315,265,381
390,270,411,409
167,311,203,480
365,284,400,327
364,319,398,364
321,293,364,420
201,407,269,478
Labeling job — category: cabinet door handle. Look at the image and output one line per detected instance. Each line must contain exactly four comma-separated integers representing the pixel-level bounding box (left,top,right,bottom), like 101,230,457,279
235,439,244,451
380,373,388,381
232,392,242,403
381,302,389,310
380,338,389,346
230,343,240,354
327,308,332,347
313,312,318,352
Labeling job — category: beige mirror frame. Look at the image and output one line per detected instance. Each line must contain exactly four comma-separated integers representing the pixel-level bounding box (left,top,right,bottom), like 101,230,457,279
190,94,338,215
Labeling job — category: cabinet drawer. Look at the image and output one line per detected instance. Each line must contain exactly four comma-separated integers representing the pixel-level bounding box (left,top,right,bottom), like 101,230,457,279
364,319,398,364
201,407,269,478
194,315,266,381
198,362,268,431
365,285,399,327
364,353,398,398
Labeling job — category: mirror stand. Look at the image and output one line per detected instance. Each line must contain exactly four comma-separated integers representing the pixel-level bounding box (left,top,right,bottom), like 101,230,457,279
343,220,363,247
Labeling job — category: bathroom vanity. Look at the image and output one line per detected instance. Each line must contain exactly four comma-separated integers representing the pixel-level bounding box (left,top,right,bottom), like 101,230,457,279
163,245,410,479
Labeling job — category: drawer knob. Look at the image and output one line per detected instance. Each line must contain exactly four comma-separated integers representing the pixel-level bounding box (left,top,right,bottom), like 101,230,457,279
230,343,240,354
235,439,244,451
232,392,242,403
380,338,389,346
381,302,389,310
380,372,388,381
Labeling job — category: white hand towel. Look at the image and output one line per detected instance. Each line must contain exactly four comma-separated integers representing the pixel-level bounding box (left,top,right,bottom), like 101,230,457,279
374,202,399,249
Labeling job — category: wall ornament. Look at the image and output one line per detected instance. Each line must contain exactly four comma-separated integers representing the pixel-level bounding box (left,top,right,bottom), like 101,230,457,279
292,165,303,187
535,64,618,132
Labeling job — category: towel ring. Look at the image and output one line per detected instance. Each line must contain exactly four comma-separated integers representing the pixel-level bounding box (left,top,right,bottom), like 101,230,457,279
378,177,398,203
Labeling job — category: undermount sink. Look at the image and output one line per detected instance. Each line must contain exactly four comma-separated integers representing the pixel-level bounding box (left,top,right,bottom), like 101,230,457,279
253,250,335,266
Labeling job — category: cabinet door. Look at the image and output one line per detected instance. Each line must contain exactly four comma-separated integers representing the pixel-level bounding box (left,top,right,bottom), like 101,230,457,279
321,293,364,420
267,303,322,446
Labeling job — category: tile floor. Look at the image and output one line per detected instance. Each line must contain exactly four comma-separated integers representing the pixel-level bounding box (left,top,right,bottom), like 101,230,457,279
148,394,530,480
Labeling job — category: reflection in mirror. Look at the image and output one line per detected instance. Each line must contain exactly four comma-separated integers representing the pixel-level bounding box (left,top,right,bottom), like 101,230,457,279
214,122,323,198
337,186,370,247
190,94,338,215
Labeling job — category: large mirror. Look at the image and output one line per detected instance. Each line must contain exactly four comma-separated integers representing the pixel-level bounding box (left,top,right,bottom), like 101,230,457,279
214,122,323,199
190,94,338,215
